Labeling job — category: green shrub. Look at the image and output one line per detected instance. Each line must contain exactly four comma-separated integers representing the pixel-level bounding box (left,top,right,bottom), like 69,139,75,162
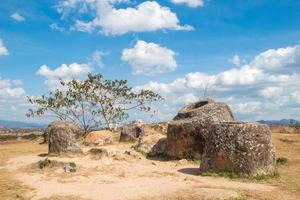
38,158,51,169
254,171,279,181
276,157,288,165
201,170,240,179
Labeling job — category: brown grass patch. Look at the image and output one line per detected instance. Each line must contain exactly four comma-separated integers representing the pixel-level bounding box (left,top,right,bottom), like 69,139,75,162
0,140,47,200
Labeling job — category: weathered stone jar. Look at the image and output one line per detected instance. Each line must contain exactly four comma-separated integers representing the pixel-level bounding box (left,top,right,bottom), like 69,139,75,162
47,120,82,155
200,122,276,176
166,99,235,159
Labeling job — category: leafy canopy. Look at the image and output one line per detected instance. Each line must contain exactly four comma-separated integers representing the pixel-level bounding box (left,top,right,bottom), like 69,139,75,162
27,73,163,132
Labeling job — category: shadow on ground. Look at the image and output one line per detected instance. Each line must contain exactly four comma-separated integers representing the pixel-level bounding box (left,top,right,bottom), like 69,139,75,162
178,168,200,176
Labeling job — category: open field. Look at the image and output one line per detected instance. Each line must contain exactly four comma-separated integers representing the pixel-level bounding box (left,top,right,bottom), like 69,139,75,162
0,132,299,200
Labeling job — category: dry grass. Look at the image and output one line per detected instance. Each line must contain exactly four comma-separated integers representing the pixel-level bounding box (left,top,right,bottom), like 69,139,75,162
1,131,300,200
0,141,46,200
270,133,300,196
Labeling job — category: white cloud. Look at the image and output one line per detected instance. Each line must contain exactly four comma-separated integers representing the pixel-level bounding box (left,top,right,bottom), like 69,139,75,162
170,0,204,8
56,0,193,35
122,40,177,75
175,93,198,104
0,78,26,99
292,91,300,104
50,23,65,32
234,101,263,115
37,63,92,90
0,39,9,56
229,54,241,66
135,44,300,120
89,50,106,68
250,45,300,71
10,12,25,22
37,63,91,78
259,86,283,98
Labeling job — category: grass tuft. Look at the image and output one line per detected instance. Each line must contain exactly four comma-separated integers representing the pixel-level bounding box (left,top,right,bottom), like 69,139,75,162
276,157,288,165
201,170,240,179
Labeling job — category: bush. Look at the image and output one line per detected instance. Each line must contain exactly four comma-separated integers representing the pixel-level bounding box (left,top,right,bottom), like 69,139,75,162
276,157,288,165
38,158,51,169
254,171,279,181
201,170,240,179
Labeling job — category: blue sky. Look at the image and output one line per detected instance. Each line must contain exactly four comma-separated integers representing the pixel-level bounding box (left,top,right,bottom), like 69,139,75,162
0,0,300,123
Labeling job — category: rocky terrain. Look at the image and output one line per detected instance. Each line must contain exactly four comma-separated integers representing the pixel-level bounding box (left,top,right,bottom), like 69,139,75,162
0,100,299,200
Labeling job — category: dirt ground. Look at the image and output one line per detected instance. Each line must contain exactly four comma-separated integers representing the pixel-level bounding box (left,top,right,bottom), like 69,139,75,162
0,132,300,200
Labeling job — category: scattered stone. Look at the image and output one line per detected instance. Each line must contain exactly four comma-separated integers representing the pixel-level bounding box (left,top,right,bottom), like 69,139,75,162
47,121,82,155
119,124,144,142
166,99,235,159
64,162,76,173
135,133,166,156
200,122,276,176
88,148,109,159
176,159,188,166
102,159,113,166
84,130,113,146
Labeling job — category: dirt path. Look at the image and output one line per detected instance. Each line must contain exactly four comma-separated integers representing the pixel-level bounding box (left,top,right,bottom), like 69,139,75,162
4,143,287,200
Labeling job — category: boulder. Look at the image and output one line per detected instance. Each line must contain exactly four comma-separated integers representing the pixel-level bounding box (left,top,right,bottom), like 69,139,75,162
135,134,167,156
47,121,82,155
88,148,109,159
119,124,144,142
166,99,234,159
84,130,113,146
200,122,276,176
44,120,84,143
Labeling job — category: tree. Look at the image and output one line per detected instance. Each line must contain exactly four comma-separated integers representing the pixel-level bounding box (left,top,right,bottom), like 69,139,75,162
27,73,163,133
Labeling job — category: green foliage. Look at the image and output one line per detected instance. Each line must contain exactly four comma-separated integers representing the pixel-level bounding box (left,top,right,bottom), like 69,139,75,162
254,171,279,181
27,73,163,133
276,157,288,165
201,170,240,179
229,194,249,200
191,159,201,165
133,146,148,156
68,162,77,172
38,158,51,169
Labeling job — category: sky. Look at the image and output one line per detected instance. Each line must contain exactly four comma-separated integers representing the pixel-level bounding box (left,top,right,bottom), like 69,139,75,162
0,0,300,123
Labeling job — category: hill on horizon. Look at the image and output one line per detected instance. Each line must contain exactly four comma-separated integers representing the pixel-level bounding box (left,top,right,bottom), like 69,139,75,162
0,120,46,129
257,119,300,126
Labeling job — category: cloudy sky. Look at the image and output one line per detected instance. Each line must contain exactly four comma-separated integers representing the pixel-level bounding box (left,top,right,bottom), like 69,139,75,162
0,0,300,123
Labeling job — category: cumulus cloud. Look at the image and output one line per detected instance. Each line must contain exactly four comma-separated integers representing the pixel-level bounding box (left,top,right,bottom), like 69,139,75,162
36,50,106,90
37,63,92,90
0,78,26,99
234,101,263,115
250,45,300,71
170,0,204,8
259,86,283,98
37,63,91,79
55,0,193,35
50,23,65,32
292,91,300,104
0,39,9,56
229,54,241,66
122,40,177,75
135,44,300,120
10,12,25,22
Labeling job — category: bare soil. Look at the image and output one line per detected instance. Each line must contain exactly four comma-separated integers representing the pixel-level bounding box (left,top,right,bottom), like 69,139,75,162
0,132,299,200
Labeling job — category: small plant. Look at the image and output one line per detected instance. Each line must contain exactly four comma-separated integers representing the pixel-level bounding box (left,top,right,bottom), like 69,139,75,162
133,146,148,156
276,157,288,165
192,158,201,165
254,171,279,181
201,170,240,179
218,171,240,179
38,158,51,169
64,162,77,173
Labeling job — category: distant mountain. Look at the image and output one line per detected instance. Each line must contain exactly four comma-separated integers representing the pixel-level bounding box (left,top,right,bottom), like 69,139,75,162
0,120,46,129
257,119,300,126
